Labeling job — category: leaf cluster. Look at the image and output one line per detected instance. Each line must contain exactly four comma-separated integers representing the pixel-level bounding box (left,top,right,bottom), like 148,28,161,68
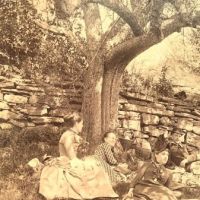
0,0,87,82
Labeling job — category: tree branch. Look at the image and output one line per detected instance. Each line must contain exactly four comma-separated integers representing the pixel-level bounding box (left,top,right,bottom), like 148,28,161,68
34,20,70,36
148,0,165,36
82,0,144,36
105,12,200,67
34,20,87,55
161,13,200,37
105,32,160,67
101,17,123,42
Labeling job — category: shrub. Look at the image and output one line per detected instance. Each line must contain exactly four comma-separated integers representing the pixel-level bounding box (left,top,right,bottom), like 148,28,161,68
0,0,87,83
122,65,174,97
153,65,174,97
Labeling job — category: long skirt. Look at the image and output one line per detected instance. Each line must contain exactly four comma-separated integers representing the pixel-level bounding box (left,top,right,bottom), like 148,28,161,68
39,156,118,199
94,158,125,185
132,180,177,200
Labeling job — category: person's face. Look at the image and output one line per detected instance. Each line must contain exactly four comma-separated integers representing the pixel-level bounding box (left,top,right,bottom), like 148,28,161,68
75,120,83,133
172,133,185,143
124,131,132,140
155,150,169,165
104,132,117,147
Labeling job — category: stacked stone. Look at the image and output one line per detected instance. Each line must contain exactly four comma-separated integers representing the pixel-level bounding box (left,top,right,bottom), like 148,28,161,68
0,75,82,130
118,90,200,187
1,73,200,150
118,91,200,150
172,162,200,187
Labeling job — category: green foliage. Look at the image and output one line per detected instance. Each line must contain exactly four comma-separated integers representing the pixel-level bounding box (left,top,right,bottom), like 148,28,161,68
0,0,87,82
122,65,174,97
0,126,61,178
121,71,155,96
0,125,67,200
185,28,200,74
0,0,42,65
153,65,174,97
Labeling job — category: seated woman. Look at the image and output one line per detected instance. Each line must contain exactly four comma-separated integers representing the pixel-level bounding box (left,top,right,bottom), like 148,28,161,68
39,113,118,200
124,134,182,200
95,131,129,185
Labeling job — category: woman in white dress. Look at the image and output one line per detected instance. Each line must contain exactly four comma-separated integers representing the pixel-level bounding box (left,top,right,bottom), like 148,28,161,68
39,112,118,200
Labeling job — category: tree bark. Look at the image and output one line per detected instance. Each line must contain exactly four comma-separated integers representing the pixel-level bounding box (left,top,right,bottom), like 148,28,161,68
101,62,126,133
82,3,104,153
82,57,104,153
102,31,160,133
82,0,143,36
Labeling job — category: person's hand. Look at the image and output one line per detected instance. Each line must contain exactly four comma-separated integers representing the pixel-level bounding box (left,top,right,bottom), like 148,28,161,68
68,168,84,179
118,163,128,169
122,188,133,200
180,159,188,168
115,163,130,175
56,157,70,169
173,190,183,198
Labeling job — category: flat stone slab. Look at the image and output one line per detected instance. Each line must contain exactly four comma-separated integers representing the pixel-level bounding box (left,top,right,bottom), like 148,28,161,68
0,82,15,88
1,88,30,95
30,116,64,124
0,110,24,120
142,113,159,125
16,85,44,92
20,106,49,116
0,101,9,110
120,91,154,102
0,123,13,129
123,119,141,130
4,94,28,104
49,109,71,117
124,104,174,116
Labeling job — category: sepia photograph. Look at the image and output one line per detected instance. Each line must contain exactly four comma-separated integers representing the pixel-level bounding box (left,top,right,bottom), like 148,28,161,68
0,0,200,199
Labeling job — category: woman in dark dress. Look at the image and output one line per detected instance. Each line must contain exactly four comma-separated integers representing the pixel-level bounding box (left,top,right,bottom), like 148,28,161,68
124,134,181,200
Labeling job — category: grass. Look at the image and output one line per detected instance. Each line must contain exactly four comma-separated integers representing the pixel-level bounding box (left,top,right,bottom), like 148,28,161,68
0,127,200,200
0,126,60,200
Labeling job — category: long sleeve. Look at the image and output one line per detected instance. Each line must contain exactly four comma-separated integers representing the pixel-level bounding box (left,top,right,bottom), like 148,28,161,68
104,143,118,166
165,171,185,190
130,162,150,188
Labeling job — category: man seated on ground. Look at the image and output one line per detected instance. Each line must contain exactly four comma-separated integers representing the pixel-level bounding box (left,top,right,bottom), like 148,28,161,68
118,130,152,172
167,129,200,171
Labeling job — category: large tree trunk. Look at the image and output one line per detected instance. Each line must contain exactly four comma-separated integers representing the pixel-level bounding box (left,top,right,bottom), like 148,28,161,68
101,63,127,133
82,58,104,153
82,4,103,153
101,32,160,133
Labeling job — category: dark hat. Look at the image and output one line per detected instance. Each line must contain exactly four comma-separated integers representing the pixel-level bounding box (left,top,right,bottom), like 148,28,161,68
135,146,151,160
154,134,169,153
135,139,152,160
118,137,134,151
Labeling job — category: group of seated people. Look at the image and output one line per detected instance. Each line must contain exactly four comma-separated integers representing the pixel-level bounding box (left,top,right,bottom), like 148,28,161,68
39,112,200,200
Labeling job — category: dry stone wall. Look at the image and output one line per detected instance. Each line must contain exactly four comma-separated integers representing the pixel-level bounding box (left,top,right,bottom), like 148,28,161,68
1,75,200,152
118,90,200,151
0,75,82,130
118,90,200,186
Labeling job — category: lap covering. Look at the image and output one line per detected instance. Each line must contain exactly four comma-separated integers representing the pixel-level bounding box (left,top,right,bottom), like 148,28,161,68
39,157,118,199
133,180,177,200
